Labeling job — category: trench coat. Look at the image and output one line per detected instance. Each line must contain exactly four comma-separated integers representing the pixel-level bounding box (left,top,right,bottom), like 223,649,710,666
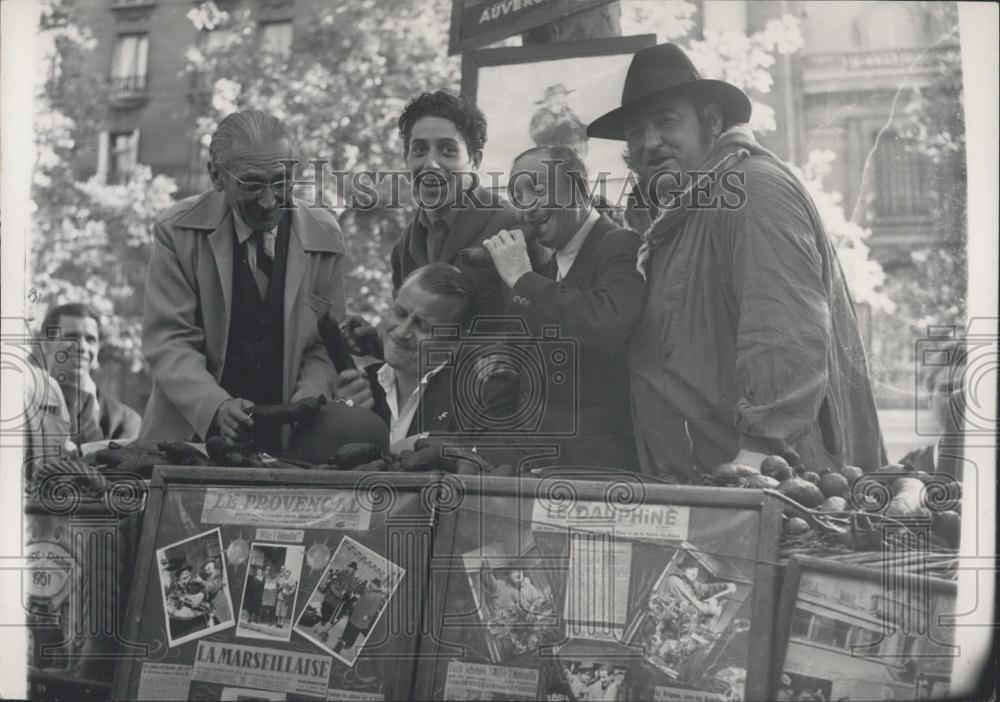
140,190,346,441
628,137,886,479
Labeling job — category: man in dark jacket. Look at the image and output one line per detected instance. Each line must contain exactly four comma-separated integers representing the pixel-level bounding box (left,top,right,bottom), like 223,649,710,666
334,264,518,453
587,43,885,479
391,90,521,319
38,303,141,446
482,145,645,470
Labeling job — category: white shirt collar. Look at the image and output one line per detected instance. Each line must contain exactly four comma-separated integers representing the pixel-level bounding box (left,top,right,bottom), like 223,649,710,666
233,211,279,270
555,208,599,281
232,210,277,244
376,362,447,445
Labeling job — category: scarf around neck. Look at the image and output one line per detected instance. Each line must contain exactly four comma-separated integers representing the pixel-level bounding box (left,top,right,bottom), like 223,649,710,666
634,124,772,278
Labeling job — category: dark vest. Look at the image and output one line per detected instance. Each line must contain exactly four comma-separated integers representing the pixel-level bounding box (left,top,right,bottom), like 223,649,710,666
220,213,291,414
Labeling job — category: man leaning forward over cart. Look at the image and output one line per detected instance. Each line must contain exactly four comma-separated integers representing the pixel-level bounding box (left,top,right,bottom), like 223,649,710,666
587,43,885,480
140,109,346,450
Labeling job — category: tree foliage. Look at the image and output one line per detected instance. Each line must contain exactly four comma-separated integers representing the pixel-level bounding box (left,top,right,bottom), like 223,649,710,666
185,0,460,323
31,0,177,370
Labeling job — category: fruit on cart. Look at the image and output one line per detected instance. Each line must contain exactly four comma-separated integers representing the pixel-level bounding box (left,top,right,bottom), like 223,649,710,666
710,462,759,486
398,446,459,473
818,472,850,499
205,436,254,467
800,471,821,484
744,473,779,490
350,458,389,472
760,455,791,479
783,517,811,536
456,459,482,476
817,496,848,512
330,442,383,470
157,441,214,466
838,465,865,483
710,463,740,486
777,477,824,508
886,477,930,518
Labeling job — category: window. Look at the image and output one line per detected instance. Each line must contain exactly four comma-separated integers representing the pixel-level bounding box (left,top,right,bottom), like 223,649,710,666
810,613,851,649
97,130,140,184
791,608,812,638
872,129,933,220
110,33,149,92
203,27,238,53
850,626,884,655
259,20,293,57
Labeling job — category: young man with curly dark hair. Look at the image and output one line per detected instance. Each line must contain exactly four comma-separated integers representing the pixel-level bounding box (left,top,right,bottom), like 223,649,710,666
391,90,521,318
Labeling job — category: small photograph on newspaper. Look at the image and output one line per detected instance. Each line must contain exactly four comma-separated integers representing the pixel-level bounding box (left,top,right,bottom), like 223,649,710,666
624,545,753,698
294,536,404,666
463,536,562,664
237,542,305,642
156,527,235,647
219,687,287,701
543,657,629,702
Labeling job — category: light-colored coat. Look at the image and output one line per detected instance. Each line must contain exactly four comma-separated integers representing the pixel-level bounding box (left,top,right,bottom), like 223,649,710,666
140,190,346,441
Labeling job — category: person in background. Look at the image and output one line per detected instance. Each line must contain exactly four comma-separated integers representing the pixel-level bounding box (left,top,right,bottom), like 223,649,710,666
37,303,141,446
276,567,295,628
483,144,645,471
334,578,385,654
900,340,967,481
662,556,735,620
243,565,264,624
334,264,518,454
199,559,230,625
260,565,279,626
317,561,359,642
588,43,885,480
140,109,345,450
390,90,524,319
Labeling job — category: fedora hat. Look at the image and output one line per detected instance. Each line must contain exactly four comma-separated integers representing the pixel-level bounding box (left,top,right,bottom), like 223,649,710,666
586,43,751,141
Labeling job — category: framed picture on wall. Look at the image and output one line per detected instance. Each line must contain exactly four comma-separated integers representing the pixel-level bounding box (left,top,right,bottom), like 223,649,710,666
774,555,958,702
461,34,656,196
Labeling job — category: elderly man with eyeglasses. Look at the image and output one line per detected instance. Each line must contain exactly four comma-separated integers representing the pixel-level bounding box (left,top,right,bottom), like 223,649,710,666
140,109,346,448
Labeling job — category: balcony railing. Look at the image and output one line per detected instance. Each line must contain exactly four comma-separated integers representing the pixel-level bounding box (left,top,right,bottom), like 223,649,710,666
110,74,147,92
109,74,149,108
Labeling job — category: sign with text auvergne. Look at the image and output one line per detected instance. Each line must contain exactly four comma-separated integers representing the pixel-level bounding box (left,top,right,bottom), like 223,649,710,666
449,0,615,54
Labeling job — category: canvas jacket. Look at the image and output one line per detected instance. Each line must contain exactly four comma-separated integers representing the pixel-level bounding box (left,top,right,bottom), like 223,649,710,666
140,190,346,441
628,132,886,479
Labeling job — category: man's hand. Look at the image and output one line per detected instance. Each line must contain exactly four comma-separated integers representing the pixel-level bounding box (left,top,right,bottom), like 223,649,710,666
340,315,383,359
483,229,533,288
211,398,254,445
732,448,767,470
334,369,375,410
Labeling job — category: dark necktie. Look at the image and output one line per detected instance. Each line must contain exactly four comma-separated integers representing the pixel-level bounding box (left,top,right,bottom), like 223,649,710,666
254,232,273,298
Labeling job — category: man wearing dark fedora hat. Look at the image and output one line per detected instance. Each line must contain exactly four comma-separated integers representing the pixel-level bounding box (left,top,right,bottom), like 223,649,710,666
587,43,885,480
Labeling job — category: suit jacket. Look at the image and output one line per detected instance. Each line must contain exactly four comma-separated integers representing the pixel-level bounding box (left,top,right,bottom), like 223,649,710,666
98,391,141,441
390,191,520,317
61,384,141,444
506,214,645,470
363,362,518,440
140,190,346,441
